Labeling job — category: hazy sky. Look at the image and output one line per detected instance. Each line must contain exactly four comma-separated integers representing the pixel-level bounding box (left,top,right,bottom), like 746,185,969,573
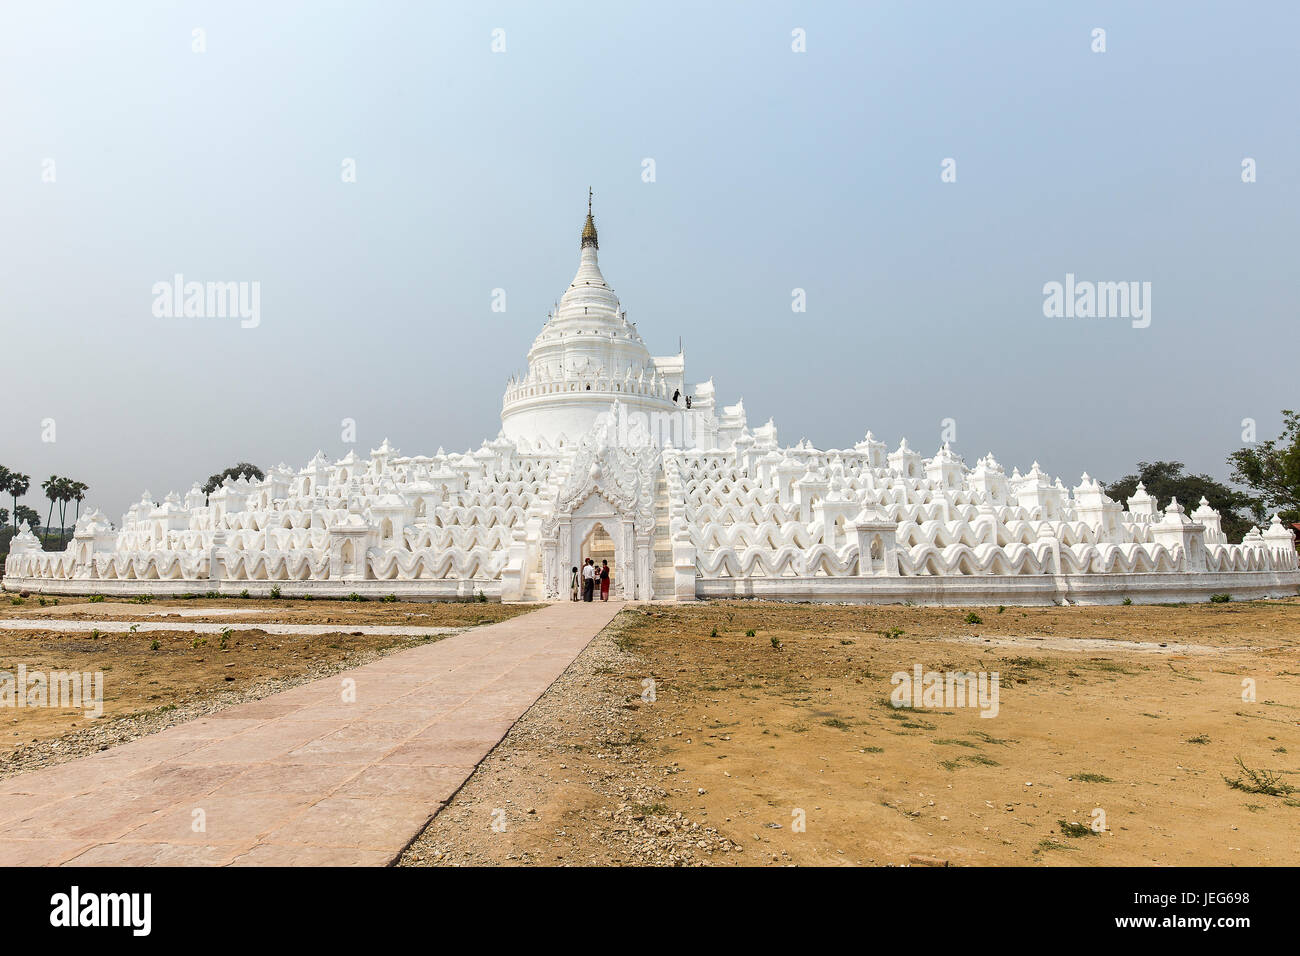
2,1,1297,521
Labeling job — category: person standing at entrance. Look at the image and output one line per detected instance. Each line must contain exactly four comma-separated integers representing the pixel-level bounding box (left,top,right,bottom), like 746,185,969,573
599,559,611,601
582,558,596,602
569,565,580,602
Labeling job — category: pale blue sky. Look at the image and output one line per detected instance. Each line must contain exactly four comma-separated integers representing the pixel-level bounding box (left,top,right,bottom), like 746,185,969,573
2,1,1296,519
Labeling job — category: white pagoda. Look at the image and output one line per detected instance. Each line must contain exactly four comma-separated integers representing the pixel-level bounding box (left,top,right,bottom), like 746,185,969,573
6,199,1298,604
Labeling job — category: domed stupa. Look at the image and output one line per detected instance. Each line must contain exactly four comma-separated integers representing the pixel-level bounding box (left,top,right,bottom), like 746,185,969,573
500,190,729,448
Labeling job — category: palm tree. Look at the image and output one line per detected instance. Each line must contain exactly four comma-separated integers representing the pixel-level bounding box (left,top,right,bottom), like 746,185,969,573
41,475,59,545
54,478,77,548
70,480,88,522
0,468,11,522
8,472,29,530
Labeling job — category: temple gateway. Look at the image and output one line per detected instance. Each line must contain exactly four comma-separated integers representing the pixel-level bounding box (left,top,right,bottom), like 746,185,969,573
6,201,1298,604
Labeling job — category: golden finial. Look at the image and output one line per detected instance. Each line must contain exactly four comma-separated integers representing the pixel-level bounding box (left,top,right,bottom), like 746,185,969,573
581,188,598,249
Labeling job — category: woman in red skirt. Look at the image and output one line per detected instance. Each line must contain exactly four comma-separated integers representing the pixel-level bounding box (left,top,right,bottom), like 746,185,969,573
599,559,611,601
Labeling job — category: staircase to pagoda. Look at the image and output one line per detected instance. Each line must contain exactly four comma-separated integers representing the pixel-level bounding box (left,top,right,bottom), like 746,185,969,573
650,473,675,600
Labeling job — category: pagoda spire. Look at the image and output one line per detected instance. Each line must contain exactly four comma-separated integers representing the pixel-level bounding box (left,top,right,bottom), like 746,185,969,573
581,187,598,250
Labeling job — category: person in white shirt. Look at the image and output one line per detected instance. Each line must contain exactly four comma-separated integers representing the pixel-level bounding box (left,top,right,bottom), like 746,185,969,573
581,558,596,602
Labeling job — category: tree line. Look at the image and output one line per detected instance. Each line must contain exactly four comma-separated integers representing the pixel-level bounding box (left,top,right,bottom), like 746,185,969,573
0,468,89,551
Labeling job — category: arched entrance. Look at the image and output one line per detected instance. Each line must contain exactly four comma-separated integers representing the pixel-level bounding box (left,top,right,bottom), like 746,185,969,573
575,518,620,598
579,521,617,569
536,436,661,602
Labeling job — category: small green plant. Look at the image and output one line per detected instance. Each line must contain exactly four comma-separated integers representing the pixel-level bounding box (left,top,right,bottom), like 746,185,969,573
1058,820,1097,838
996,605,1006,614
770,635,783,650
1210,593,1231,603
964,612,983,625
9,597,22,606
347,592,366,602
204,590,220,599
744,628,756,637
1035,838,1077,853
89,594,105,603
150,639,160,651
192,637,208,649
1224,757,1295,796
219,627,232,650
1121,597,1132,606
1187,734,1211,745
37,597,47,607
1075,772,1112,783
129,623,139,633
381,594,398,603
823,717,850,730
270,586,281,600
129,594,153,604
239,589,250,600
476,589,488,603
90,629,101,640
880,626,904,639
709,627,719,638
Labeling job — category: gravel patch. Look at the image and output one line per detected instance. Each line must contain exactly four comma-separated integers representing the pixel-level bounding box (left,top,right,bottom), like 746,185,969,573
401,610,742,867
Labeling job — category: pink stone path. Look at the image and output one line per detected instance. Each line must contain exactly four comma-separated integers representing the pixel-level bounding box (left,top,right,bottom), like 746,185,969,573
0,601,623,866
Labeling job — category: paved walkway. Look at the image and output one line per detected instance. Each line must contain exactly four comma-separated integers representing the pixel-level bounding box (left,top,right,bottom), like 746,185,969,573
0,601,623,866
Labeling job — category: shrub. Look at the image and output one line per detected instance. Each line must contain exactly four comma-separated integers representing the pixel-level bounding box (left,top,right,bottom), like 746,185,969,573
744,628,756,637
239,589,250,600
270,586,281,600
964,612,983,626
89,594,105,603
1058,820,1097,838
150,639,160,651
1224,757,1295,796
381,594,398,603
1210,593,1231,603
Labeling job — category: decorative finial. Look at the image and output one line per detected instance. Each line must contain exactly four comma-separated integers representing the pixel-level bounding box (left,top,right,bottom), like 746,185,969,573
581,189,598,249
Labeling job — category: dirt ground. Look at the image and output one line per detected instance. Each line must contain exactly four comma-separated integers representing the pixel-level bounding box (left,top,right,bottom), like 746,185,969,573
0,593,524,627
402,599,1300,867
0,597,533,768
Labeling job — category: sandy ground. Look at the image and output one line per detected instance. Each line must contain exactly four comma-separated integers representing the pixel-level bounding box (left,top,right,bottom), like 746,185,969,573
401,599,1300,867
0,594,521,626
0,597,534,772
